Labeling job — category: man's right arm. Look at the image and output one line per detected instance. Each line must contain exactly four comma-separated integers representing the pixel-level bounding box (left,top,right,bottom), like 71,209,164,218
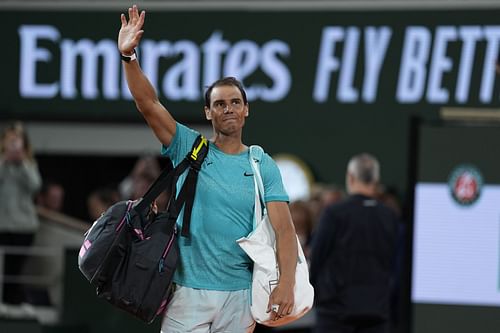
119,5,176,146
123,60,176,146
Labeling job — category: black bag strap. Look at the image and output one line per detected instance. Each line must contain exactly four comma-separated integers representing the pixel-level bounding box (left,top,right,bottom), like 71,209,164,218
174,165,200,237
133,135,209,237
171,135,208,237
133,159,188,213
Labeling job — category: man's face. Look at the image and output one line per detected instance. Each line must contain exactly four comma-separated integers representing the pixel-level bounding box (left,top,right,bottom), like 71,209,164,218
204,85,249,135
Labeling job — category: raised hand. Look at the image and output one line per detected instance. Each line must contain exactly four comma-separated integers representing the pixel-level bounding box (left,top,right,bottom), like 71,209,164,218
118,5,145,56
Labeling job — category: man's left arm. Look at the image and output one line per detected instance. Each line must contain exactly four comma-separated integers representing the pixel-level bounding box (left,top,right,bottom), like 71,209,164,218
266,201,298,321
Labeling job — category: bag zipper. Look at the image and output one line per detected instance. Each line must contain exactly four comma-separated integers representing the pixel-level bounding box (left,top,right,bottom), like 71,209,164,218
116,201,134,232
158,225,177,273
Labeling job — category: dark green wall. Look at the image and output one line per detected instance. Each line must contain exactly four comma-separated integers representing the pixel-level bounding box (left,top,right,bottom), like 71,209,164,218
5,8,500,197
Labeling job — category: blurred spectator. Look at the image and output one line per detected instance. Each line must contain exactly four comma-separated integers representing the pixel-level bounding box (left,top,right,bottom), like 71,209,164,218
289,200,314,259
0,121,42,304
377,184,402,219
309,182,345,228
119,155,161,200
119,155,171,210
36,180,65,212
376,184,406,326
319,183,345,208
310,153,400,333
87,187,120,221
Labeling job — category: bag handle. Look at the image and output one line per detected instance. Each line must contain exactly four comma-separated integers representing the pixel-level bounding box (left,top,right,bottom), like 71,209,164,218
249,145,266,229
134,159,186,213
133,135,209,237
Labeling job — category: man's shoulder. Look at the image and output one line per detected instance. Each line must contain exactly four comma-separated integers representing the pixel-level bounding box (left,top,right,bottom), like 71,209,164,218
325,195,385,214
323,198,351,216
332,195,359,208
176,122,200,139
166,122,200,149
250,147,279,171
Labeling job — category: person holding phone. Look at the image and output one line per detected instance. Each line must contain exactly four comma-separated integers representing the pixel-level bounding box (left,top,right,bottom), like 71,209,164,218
0,122,42,304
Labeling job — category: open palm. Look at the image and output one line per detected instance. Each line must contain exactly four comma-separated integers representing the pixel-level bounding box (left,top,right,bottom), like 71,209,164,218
118,5,145,55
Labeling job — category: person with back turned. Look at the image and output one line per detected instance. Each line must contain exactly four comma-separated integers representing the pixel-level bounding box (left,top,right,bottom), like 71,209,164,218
310,153,399,333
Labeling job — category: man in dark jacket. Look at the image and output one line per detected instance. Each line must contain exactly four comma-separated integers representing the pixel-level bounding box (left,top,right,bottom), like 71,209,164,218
310,153,400,333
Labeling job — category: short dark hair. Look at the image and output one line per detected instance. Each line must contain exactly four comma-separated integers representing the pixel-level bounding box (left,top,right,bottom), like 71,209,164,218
204,77,248,108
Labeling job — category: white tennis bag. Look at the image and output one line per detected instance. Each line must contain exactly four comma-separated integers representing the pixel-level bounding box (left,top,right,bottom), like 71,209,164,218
236,146,314,327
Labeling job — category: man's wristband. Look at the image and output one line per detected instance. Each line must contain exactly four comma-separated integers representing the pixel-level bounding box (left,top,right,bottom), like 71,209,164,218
121,49,137,63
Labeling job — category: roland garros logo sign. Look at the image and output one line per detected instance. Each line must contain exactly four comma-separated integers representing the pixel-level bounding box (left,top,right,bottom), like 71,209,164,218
448,164,483,206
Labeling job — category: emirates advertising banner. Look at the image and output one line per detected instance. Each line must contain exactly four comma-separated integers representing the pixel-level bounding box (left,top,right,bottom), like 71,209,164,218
3,8,500,122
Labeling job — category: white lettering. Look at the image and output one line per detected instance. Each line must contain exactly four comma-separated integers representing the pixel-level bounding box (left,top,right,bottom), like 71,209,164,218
18,25,59,98
427,26,457,103
337,27,360,103
18,23,500,108
455,26,482,103
61,39,119,99
141,40,173,95
163,40,200,101
397,26,431,103
313,27,343,102
224,40,260,100
363,26,392,102
260,40,291,101
18,24,291,103
202,32,230,92
480,26,500,103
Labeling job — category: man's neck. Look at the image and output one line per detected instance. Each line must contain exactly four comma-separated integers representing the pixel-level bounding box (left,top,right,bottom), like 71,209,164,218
211,133,246,154
349,184,377,198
